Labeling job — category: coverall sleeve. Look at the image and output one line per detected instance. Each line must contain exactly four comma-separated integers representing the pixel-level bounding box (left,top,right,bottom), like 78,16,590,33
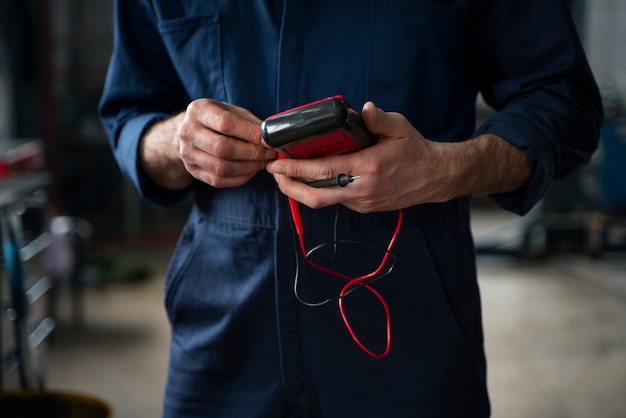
98,0,191,206
472,0,604,215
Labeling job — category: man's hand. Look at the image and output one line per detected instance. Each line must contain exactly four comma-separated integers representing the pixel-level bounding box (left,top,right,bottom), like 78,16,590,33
140,99,278,190
266,102,531,213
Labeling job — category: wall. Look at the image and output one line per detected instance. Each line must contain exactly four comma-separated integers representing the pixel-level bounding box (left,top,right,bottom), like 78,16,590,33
0,71,13,138
585,0,626,109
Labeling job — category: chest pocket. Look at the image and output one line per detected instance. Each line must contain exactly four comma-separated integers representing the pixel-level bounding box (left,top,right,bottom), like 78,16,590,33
157,14,227,102
156,9,279,117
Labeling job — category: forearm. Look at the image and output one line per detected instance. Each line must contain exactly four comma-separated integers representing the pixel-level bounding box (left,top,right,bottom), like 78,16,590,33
441,134,532,200
139,112,194,191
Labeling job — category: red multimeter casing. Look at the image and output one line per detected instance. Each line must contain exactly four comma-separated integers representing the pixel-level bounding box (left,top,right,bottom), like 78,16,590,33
261,95,377,159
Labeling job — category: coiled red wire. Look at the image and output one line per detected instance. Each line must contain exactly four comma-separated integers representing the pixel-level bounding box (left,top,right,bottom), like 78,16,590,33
288,197,403,358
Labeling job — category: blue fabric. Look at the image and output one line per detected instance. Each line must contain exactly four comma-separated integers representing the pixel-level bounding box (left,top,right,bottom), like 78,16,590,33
98,1,602,417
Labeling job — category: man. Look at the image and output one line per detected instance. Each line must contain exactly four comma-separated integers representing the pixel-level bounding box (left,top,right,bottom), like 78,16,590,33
99,1,603,417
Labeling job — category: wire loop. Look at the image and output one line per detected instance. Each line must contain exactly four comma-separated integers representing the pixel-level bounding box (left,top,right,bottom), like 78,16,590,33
288,199,403,358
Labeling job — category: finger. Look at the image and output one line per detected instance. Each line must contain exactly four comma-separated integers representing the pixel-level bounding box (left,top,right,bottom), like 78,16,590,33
183,145,270,187
187,99,267,147
361,101,411,140
273,173,346,209
266,154,350,182
221,101,263,125
179,123,276,163
181,136,272,175
181,107,277,162
201,130,277,162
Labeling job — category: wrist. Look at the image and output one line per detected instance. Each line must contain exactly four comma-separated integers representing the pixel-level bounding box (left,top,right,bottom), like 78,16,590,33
140,113,194,190
443,134,532,199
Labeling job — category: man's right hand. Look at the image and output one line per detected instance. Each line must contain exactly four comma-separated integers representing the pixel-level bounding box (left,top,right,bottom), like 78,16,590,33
140,98,277,190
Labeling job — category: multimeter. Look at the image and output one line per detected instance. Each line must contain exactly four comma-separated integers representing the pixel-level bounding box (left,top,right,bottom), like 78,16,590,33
261,95,377,159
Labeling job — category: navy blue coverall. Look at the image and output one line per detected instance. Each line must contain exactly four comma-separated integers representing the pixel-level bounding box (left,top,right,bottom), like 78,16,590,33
98,1,603,417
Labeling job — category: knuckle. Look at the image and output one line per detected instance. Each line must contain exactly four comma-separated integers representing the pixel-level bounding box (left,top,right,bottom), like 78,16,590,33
178,145,191,162
185,99,203,117
306,197,326,210
357,206,375,214
211,111,235,134
177,121,193,141
203,173,220,187
211,137,232,158
212,161,229,177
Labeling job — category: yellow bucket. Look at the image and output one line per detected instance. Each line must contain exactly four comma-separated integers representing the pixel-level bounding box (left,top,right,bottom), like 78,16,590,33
0,390,112,418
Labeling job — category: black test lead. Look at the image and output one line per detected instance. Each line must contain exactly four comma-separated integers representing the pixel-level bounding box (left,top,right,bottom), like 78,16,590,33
307,174,360,188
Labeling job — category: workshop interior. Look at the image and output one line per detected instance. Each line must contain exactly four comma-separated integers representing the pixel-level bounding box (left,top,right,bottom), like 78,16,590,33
0,1,625,417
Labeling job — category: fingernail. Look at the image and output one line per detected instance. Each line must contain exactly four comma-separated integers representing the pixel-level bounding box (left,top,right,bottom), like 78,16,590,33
267,160,285,174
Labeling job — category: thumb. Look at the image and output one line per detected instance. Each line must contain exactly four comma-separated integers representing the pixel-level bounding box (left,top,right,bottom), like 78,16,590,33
362,101,412,140
362,101,394,137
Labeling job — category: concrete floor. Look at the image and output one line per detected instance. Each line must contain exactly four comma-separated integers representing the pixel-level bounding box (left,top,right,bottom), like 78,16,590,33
36,208,626,418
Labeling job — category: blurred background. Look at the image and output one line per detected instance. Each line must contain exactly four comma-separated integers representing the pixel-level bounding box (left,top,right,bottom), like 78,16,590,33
0,1,192,246
0,1,625,417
